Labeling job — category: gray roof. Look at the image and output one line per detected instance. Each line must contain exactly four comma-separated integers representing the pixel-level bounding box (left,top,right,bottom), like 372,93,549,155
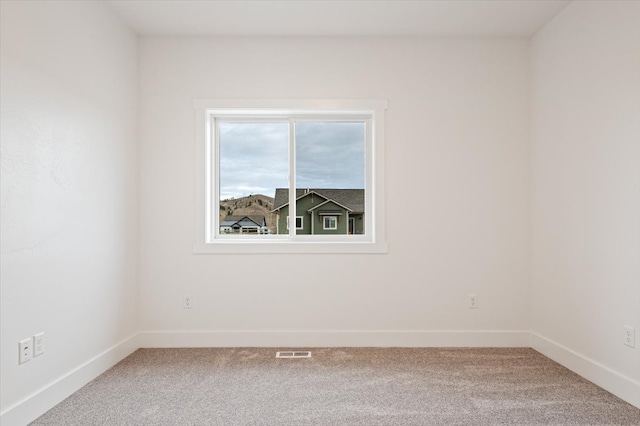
272,189,364,213
221,215,266,227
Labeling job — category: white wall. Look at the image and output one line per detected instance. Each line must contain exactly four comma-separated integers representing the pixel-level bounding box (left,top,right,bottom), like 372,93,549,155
530,0,640,406
138,37,531,345
0,1,139,423
2,0,637,421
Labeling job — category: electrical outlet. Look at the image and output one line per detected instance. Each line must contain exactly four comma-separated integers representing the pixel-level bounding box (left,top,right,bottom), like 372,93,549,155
468,294,478,309
624,326,635,348
183,295,193,309
34,332,45,357
19,338,32,364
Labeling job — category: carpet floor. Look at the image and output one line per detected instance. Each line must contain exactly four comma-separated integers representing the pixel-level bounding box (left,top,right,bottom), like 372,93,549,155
30,347,640,425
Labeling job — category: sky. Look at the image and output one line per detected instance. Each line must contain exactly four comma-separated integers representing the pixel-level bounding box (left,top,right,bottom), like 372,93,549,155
219,121,365,200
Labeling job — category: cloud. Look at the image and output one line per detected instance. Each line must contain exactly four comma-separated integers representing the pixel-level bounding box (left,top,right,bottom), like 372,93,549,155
295,121,365,189
218,121,365,199
219,122,289,199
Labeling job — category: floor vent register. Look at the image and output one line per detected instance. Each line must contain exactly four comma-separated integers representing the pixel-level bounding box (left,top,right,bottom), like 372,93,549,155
275,351,312,358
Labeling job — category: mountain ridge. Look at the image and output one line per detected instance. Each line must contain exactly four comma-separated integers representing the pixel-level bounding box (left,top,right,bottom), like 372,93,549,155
219,194,276,232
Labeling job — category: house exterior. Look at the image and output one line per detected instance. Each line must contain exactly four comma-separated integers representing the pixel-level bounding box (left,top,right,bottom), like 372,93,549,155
272,189,364,235
220,215,269,234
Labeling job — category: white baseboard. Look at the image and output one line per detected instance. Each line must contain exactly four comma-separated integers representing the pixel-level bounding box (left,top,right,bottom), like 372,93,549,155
139,329,530,348
530,332,640,409
0,333,139,426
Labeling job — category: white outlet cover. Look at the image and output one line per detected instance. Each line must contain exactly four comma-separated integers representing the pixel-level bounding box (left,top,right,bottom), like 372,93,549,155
34,332,45,357
468,294,478,309
19,339,32,364
624,326,635,348
184,295,193,309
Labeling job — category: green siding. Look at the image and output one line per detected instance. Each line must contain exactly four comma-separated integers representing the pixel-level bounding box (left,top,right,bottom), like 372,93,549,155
275,192,364,235
311,200,347,235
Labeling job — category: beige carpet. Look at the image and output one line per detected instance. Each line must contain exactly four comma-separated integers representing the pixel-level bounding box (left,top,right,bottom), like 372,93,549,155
31,348,640,425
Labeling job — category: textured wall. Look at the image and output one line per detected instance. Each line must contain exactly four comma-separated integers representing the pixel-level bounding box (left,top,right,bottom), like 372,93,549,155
0,0,138,414
531,0,640,390
138,37,530,336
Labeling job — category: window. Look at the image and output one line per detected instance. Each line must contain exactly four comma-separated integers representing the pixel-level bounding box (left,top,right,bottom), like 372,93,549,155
287,216,303,230
323,216,338,230
194,99,387,254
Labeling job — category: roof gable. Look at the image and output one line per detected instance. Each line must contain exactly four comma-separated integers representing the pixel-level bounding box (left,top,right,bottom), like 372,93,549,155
221,215,266,227
307,198,353,213
273,188,364,212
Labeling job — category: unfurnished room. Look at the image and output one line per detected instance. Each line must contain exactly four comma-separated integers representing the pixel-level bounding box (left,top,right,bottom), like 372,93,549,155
1,1,639,425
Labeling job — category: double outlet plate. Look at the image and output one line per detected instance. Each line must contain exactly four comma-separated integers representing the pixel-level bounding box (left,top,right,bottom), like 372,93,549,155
19,333,45,364
624,326,635,348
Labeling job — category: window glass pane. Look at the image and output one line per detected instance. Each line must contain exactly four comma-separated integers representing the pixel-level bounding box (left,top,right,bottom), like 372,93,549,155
218,122,288,236
294,121,366,236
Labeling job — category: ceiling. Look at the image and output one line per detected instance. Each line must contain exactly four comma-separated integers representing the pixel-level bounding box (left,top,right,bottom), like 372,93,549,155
106,0,571,37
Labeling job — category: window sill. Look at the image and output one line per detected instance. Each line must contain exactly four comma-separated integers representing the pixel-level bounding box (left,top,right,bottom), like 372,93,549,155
193,241,388,254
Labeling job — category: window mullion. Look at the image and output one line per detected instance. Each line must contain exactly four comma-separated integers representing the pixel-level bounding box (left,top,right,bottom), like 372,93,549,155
209,116,218,242
289,119,296,239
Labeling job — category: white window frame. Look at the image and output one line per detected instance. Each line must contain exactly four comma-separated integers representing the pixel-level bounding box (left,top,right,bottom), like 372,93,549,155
194,98,387,254
323,216,338,230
